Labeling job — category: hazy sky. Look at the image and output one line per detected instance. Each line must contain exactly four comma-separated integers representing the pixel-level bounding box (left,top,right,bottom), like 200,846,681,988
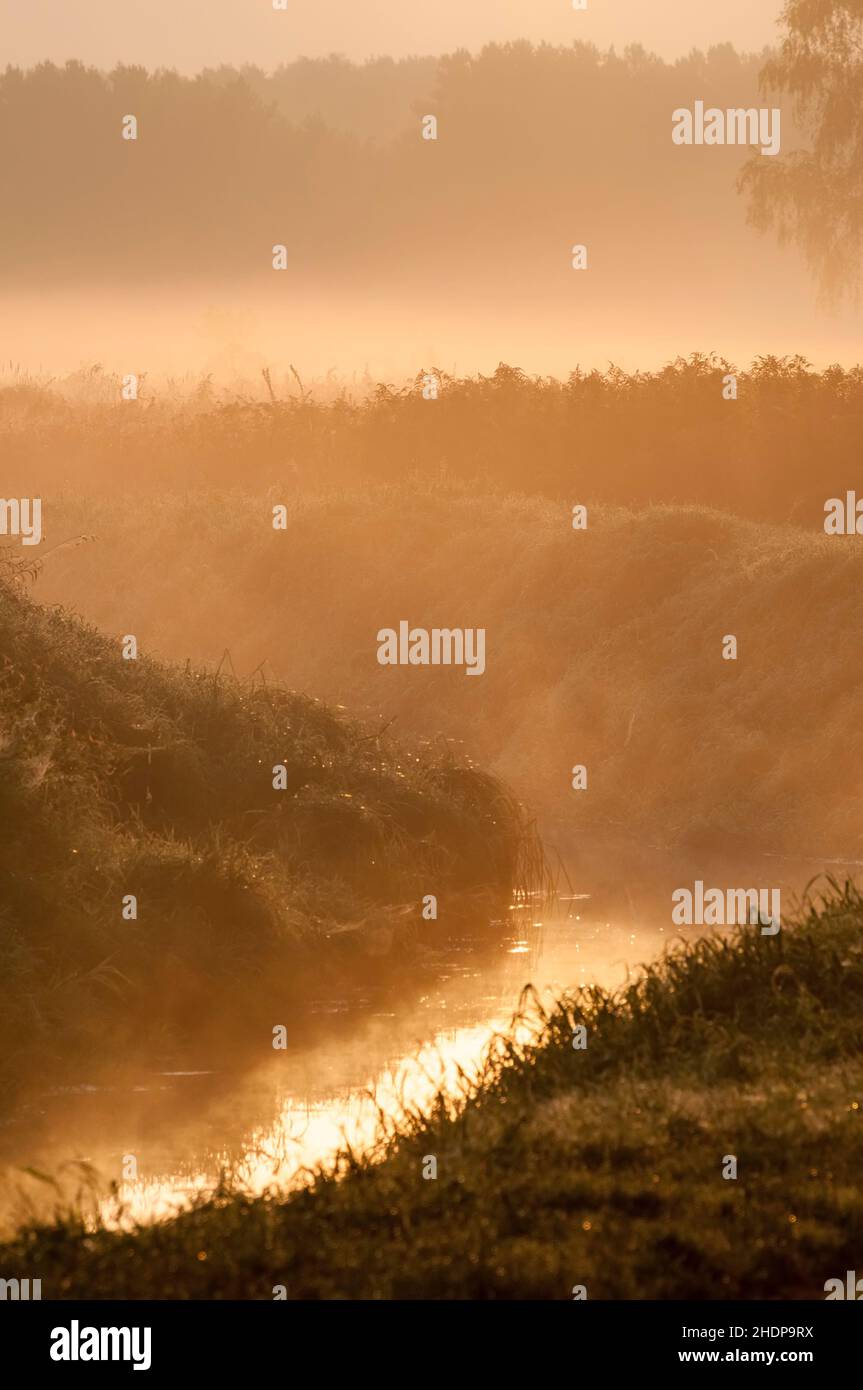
2,1,784,72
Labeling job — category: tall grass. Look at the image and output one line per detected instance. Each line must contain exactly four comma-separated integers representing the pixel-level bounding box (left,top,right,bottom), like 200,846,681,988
3,355,862,524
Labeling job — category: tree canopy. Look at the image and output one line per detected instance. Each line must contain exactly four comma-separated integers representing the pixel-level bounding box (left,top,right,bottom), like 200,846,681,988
741,1,863,301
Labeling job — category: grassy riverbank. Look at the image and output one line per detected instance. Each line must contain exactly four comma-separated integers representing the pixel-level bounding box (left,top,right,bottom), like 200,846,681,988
0,573,538,1107
4,881,862,1299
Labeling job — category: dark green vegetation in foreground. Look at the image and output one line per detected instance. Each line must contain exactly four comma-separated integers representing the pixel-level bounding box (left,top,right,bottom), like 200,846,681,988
7,882,863,1299
0,573,536,1103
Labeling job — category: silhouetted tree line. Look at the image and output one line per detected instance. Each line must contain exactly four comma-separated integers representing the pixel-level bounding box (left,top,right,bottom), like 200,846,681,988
204,54,439,142
0,43,786,285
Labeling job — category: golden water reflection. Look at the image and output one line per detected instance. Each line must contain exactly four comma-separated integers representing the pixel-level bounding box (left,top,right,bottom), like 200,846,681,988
104,1016,534,1229
2,912,668,1233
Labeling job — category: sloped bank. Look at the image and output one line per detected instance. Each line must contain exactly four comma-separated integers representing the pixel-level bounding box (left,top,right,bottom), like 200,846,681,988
5,881,863,1299
0,575,539,1106
37,487,863,864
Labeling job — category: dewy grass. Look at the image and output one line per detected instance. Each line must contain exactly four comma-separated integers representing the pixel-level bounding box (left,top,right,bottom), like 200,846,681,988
0,577,542,1107
3,880,862,1299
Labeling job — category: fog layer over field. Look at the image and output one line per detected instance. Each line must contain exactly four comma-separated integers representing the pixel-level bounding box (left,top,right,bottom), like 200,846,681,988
3,44,862,377
34,485,863,873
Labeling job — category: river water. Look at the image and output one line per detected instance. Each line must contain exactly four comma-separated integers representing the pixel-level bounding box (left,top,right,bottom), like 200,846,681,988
1,841,845,1235
0,894,667,1233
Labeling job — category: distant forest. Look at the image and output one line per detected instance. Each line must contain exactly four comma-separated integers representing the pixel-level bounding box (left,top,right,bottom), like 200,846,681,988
0,42,788,285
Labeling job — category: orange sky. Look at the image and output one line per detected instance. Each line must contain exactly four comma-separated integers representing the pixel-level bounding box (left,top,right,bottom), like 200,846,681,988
1,0,784,70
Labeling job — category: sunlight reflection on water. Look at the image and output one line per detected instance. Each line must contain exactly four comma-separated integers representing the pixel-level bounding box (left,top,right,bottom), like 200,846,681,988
102,1014,541,1228
2,909,668,1234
